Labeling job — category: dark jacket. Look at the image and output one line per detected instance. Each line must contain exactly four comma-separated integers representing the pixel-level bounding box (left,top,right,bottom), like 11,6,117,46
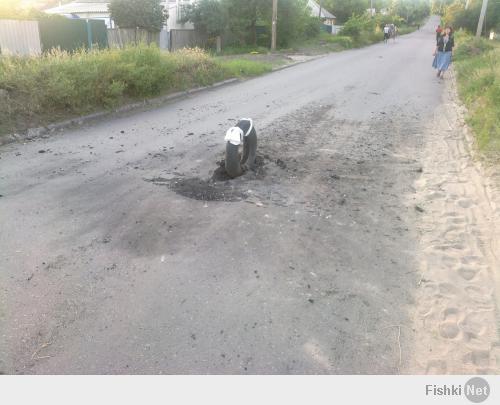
437,35,454,52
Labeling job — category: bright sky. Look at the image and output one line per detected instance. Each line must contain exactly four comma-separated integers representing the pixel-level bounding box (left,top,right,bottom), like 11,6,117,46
0,0,55,10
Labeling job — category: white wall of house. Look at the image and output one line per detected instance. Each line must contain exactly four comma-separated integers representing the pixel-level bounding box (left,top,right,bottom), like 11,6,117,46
69,13,114,28
165,0,194,30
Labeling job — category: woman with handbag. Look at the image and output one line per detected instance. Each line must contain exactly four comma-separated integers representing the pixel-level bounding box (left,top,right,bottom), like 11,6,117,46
433,26,454,79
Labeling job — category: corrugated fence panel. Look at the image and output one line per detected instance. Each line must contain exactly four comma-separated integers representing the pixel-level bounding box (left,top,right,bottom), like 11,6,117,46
0,19,42,56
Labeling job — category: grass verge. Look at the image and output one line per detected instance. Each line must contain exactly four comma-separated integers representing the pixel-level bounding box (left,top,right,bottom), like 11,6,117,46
453,34,500,153
0,45,272,137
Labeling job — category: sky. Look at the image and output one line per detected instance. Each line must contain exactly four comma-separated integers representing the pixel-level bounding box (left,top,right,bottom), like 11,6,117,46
0,0,63,10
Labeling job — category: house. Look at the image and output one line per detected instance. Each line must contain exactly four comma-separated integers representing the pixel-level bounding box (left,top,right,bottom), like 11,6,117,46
165,0,194,30
307,0,336,26
44,0,195,30
45,1,115,28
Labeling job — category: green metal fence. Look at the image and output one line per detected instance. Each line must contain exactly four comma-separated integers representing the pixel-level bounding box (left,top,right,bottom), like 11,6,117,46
38,18,108,52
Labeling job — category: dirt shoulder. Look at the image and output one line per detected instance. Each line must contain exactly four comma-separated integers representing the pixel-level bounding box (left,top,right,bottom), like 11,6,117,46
408,71,500,373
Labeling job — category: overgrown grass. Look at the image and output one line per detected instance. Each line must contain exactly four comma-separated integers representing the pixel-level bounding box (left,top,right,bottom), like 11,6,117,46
285,32,354,54
453,35,500,152
0,45,271,136
218,45,269,56
219,59,272,77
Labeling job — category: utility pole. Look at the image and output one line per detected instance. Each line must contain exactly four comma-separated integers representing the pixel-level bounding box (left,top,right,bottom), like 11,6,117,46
271,0,278,51
476,0,488,37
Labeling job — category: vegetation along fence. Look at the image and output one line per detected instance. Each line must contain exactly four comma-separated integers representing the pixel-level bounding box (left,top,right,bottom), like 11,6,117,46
108,28,161,48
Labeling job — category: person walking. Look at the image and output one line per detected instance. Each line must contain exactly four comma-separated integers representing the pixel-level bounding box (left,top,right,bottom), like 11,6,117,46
435,25,443,43
383,24,390,43
433,26,454,79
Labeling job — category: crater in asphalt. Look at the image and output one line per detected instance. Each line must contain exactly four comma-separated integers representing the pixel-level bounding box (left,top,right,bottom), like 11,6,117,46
211,155,268,182
147,176,247,202
145,154,282,202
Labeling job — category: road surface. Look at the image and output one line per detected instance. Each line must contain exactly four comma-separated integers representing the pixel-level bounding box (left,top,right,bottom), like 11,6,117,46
1,16,499,374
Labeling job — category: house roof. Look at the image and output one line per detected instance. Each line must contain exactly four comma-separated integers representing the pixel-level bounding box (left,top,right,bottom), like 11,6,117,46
45,2,110,14
308,0,335,19
44,0,189,15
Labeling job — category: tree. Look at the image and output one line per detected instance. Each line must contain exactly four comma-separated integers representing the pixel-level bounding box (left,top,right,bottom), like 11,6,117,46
444,0,500,34
323,0,369,24
222,0,269,46
108,0,167,32
261,0,317,47
182,0,227,37
182,0,227,51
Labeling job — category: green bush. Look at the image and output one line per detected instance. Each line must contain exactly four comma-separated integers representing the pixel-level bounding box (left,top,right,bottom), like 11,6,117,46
340,15,369,38
320,35,354,48
454,36,494,61
340,14,387,46
0,45,270,135
454,36,500,151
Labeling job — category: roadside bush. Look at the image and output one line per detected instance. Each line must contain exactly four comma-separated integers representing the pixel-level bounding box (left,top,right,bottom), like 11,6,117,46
304,17,322,39
375,14,405,29
0,45,269,135
340,15,369,38
320,34,354,49
454,36,500,151
453,36,494,61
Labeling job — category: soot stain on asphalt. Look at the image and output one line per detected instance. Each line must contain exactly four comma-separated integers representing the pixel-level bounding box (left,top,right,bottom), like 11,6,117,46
145,154,281,202
146,176,247,202
211,155,268,182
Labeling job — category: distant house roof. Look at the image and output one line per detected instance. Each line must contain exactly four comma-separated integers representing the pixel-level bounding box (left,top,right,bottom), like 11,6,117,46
308,0,335,20
45,1,110,15
44,1,188,15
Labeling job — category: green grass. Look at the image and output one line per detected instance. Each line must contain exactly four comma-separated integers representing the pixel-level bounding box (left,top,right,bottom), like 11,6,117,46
285,32,354,54
219,59,272,77
218,45,270,56
454,35,500,153
0,45,271,136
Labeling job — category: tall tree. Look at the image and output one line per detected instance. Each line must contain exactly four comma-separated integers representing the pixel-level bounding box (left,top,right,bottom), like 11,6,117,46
182,0,227,37
222,0,268,45
108,0,167,32
323,0,369,24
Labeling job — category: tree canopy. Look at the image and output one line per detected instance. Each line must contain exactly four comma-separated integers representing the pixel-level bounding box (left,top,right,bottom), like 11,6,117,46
181,0,227,37
108,0,167,32
443,0,500,34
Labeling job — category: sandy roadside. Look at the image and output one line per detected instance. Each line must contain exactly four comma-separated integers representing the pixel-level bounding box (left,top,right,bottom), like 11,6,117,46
408,71,500,374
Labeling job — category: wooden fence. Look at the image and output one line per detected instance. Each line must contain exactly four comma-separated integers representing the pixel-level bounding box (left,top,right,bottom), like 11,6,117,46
0,19,41,56
169,29,207,51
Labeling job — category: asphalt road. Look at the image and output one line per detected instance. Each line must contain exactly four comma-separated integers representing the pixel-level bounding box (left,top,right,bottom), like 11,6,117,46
1,17,444,374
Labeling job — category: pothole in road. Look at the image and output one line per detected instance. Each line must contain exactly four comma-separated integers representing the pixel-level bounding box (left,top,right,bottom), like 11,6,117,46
146,177,248,202
145,154,286,202
211,155,268,182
